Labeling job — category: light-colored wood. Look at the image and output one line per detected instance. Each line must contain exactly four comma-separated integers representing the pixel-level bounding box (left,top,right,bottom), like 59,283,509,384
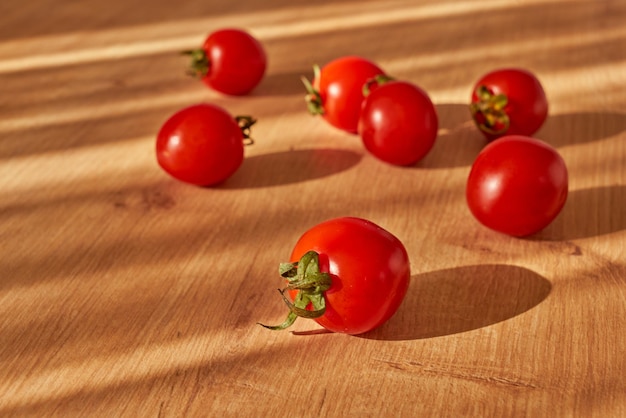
1,0,625,416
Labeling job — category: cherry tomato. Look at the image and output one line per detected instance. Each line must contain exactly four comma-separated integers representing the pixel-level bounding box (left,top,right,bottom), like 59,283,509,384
303,56,385,134
156,103,254,186
358,80,438,166
261,217,411,335
466,135,568,237
185,28,267,95
469,68,548,141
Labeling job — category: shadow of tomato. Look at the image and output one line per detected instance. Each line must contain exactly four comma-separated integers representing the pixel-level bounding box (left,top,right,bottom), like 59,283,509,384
250,70,311,97
535,184,626,240
537,111,626,147
413,103,485,169
221,148,362,189
360,264,551,341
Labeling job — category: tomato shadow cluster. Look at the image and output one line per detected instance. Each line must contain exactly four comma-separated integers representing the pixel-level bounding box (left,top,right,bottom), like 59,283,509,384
360,264,552,341
415,103,485,169
535,184,626,240
221,148,362,189
411,108,626,170
251,70,312,97
537,111,626,147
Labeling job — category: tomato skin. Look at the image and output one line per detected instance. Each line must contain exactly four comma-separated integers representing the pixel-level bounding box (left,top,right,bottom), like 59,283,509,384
156,104,244,186
358,80,438,166
314,56,385,133
470,68,548,141
466,135,568,237
201,28,266,95
288,217,410,335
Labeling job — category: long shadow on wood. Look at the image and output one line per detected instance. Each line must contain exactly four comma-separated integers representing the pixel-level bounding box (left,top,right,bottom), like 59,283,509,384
361,264,552,341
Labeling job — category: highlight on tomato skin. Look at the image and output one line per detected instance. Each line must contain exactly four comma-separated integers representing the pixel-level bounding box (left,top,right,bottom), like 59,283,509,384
259,217,411,335
469,68,548,141
358,80,439,166
184,28,267,96
466,135,568,237
155,103,252,186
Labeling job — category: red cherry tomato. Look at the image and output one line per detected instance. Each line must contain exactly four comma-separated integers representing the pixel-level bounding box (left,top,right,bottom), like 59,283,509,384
156,103,253,186
358,80,439,166
470,68,548,141
303,56,385,134
261,217,411,335
466,135,568,237
185,28,267,95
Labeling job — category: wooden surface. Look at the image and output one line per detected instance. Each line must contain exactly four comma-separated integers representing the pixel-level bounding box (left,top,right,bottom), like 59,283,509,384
1,0,625,416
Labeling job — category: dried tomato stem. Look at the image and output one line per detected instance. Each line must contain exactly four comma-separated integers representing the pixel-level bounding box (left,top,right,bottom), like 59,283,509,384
302,65,324,116
469,85,511,135
182,49,209,78
235,116,256,146
259,251,331,331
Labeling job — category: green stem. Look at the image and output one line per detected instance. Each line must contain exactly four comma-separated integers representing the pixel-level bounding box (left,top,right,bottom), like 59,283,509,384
362,74,395,96
301,65,324,116
259,251,332,331
181,49,210,78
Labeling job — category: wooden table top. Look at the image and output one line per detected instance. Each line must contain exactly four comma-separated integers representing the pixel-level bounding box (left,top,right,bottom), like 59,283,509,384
1,0,625,416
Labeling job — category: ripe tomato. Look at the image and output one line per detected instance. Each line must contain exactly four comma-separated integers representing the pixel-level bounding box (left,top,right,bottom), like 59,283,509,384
358,80,438,166
466,135,568,237
261,217,411,335
156,103,254,186
469,68,548,141
185,28,267,95
303,56,385,134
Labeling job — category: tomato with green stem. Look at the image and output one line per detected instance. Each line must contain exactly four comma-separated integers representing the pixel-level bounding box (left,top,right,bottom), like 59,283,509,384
184,28,267,95
156,103,255,186
302,56,385,134
469,68,548,141
260,217,411,335
466,135,568,237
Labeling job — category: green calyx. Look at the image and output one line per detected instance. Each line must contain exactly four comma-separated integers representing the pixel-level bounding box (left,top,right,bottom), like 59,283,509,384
362,74,395,97
301,65,324,116
182,49,209,78
469,85,511,135
259,251,332,331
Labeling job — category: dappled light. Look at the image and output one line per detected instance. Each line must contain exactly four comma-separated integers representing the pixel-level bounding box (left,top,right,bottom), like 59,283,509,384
1,0,625,416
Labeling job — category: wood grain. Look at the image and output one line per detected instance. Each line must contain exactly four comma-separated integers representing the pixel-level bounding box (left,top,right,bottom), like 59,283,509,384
1,0,625,416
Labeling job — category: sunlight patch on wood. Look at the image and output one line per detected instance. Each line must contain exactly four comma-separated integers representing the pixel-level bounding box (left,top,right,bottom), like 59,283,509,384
383,24,626,78
0,136,155,195
0,58,622,137
421,61,626,106
0,88,206,133
0,331,231,411
0,0,564,73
